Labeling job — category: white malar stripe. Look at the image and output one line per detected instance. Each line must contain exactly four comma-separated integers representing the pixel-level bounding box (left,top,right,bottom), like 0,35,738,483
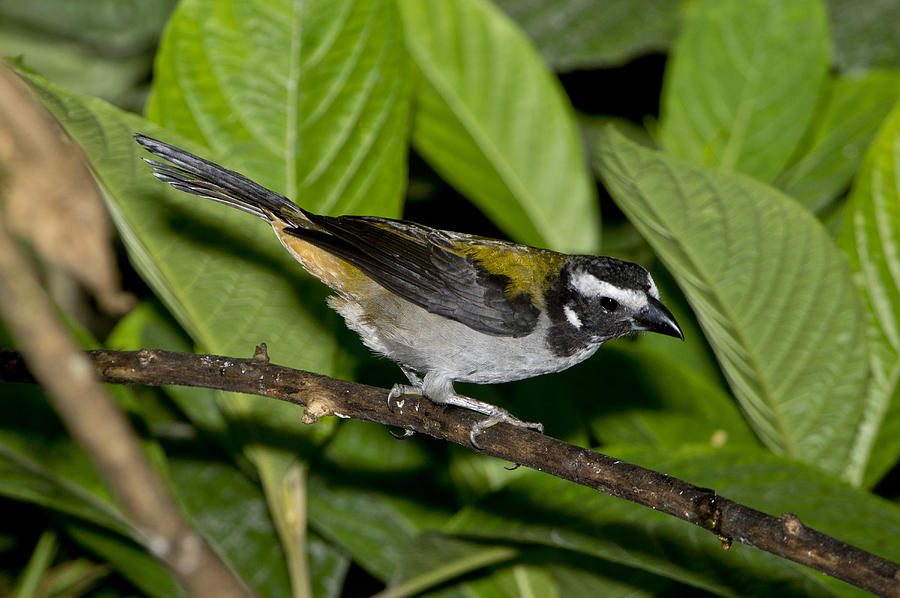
570,273,648,310
564,304,582,329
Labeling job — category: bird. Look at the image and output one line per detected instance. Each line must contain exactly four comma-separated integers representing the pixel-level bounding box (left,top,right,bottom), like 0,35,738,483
135,134,683,447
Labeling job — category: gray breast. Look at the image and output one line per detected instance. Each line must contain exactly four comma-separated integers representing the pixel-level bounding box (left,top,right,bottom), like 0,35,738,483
328,289,601,384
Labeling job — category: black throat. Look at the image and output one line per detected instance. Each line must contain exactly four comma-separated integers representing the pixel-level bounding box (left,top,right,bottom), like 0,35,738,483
542,266,595,358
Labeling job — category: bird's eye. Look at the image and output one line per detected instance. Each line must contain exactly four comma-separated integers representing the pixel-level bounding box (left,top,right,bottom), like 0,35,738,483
600,297,619,311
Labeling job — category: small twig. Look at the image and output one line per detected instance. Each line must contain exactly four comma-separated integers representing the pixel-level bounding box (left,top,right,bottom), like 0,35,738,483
2,347,898,596
0,223,256,598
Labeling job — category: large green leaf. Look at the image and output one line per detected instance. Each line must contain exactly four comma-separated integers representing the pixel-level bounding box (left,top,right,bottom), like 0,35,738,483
437,564,559,598
0,0,175,109
446,447,900,597
27,73,346,431
25,71,344,593
144,7,412,572
0,385,130,538
384,533,518,597
65,524,188,598
399,0,599,253
420,556,672,598
387,536,673,598
147,0,409,218
826,0,900,71
166,454,349,598
596,127,868,476
0,358,191,597
547,560,671,598
1,0,175,49
588,343,758,451
306,469,455,582
660,0,829,183
838,101,900,487
492,0,682,71
777,70,900,212
168,457,293,598
147,12,407,552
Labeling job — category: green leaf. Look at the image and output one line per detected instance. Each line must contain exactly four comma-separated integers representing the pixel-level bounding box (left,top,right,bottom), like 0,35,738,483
1,0,176,49
416,550,674,598
144,5,411,586
322,419,434,473
26,72,347,399
548,559,671,598
446,446,900,597
418,555,673,598
27,1,413,586
660,0,829,183
307,473,452,581
168,456,293,598
495,564,558,598
146,0,410,218
777,70,900,212
65,523,189,598
168,455,350,598
0,0,175,109
399,0,599,253
596,127,869,476
826,0,900,71
308,533,351,598
0,383,131,538
418,563,558,598
589,343,758,450
31,557,111,598
837,101,900,487
492,0,682,71
24,70,340,596
383,533,518,598
633,270,725,382
14,529,57,598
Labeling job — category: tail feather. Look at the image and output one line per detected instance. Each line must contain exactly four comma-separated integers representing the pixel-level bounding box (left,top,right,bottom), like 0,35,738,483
135,134,306,223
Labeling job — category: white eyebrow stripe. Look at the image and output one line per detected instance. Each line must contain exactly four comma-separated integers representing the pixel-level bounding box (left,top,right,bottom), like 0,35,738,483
570,273,648,310
570,272,605,296
647,274,660,300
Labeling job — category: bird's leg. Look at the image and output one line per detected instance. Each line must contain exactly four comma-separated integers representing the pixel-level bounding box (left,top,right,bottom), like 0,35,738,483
387,365,424,412
423,375,543,449
441,393,544,449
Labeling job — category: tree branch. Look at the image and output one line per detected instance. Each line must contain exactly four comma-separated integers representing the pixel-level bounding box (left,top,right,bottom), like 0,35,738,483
1,347,898,596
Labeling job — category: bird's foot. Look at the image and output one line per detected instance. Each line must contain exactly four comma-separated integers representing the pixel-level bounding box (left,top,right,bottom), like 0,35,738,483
469,408,544,450
387,384,423,441
387,383,423,412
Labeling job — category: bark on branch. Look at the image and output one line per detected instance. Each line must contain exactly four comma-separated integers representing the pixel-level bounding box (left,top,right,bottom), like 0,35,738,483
1,347,898,596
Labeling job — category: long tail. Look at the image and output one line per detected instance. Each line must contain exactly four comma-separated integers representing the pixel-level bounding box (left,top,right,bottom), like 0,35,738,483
135,134,308,224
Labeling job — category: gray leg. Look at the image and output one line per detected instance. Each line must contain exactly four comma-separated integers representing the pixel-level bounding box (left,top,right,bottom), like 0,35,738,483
423,374,544,449
400,364,423,386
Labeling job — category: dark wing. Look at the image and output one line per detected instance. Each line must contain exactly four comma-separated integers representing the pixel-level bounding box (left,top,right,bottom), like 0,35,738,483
284,215,541,337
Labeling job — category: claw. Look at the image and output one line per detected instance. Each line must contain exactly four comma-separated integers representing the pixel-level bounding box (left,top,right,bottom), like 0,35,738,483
387,383,422,412
387,385,401,413
390,428,416,440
